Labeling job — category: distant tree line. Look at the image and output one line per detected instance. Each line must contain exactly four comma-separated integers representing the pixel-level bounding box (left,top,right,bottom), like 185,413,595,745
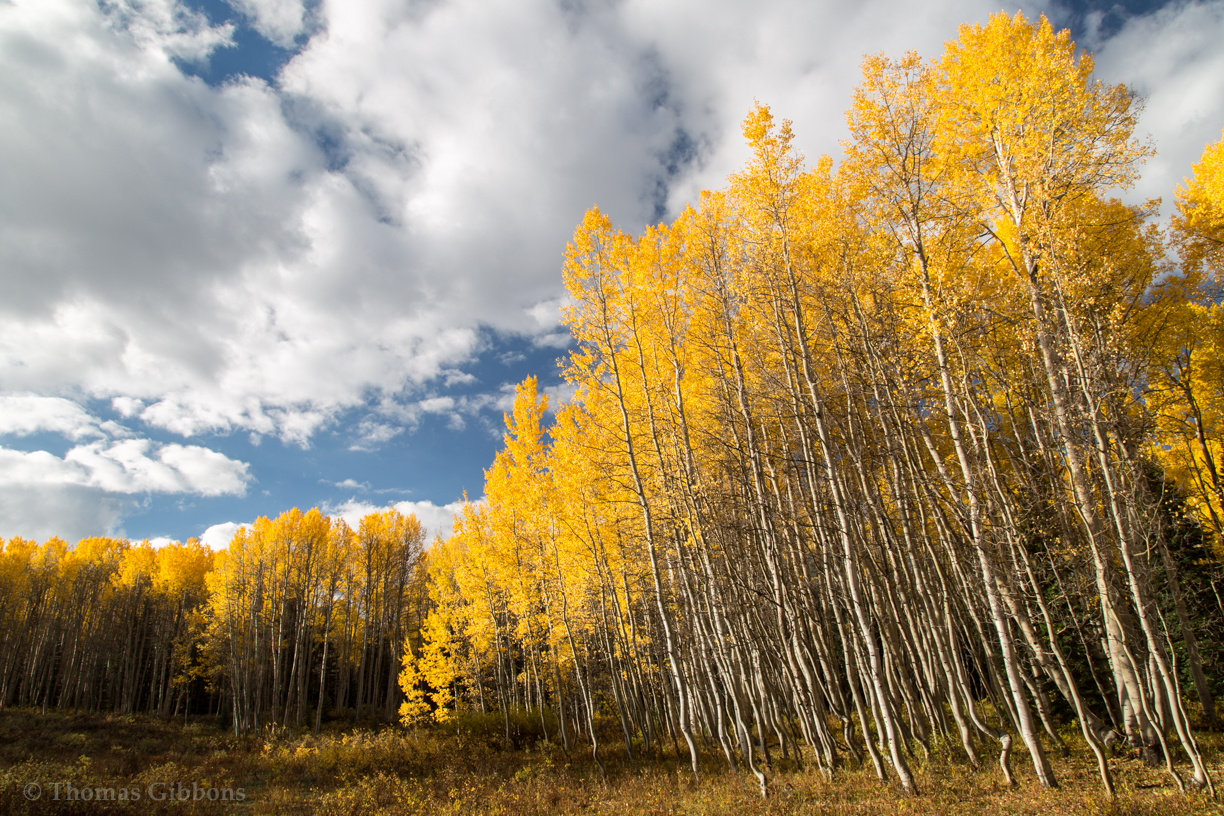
0,507,427,736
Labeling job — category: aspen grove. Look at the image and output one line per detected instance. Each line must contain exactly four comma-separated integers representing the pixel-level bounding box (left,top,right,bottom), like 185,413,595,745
2,11,1223,804
0,508,428,738
409,12,1224,800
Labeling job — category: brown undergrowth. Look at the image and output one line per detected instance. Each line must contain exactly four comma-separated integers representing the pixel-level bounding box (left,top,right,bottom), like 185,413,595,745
1,709,1221,815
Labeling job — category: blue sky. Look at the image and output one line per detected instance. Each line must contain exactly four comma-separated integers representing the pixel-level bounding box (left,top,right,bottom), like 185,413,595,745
2,0,1222,547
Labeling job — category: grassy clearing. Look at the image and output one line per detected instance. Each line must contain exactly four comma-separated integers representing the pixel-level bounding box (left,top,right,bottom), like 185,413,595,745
0,709,1221,815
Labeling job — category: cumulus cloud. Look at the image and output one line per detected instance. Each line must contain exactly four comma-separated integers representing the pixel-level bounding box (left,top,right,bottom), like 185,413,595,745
201,520,242,550
543,382,579,411
0,439,249,496
0,435,249,542
321,497,466,541
395,498,467,541
1,0,489,450
349,419,405,451
225,0,309,48
106,0,236,63
0,485,128,544
0,396,105,439
0,394,250,540
8,0,1208,452
1089,1,1224,212
418,396,455,414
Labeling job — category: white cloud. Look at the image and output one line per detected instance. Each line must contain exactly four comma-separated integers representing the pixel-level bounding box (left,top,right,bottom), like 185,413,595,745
525,297,570,330
0,485,127,543
349,419,405,451
1,0,498,452
1089,1,1224,214
112,396,145,418
225,0,308,48
4,0,703,450
0,439,249,496
418,396,455,414
0,395,104,439
532,331,573,349
155,443,252,495
9,0,1203,455
105,0,236,63
543,382,578,411
395,498,466,541
0,448,92,489
201,520,241,550
320,498,378,529
0,391,251,539
322,496,466,541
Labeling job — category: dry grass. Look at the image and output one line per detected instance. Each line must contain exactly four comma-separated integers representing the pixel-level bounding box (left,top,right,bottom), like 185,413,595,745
1,709,1221,815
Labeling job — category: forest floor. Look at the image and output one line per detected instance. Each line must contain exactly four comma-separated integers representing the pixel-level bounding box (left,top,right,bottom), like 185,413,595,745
1,708,1222,815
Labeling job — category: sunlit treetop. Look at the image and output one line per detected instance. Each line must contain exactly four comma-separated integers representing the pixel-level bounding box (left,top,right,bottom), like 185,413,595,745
1173,129,1224,285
